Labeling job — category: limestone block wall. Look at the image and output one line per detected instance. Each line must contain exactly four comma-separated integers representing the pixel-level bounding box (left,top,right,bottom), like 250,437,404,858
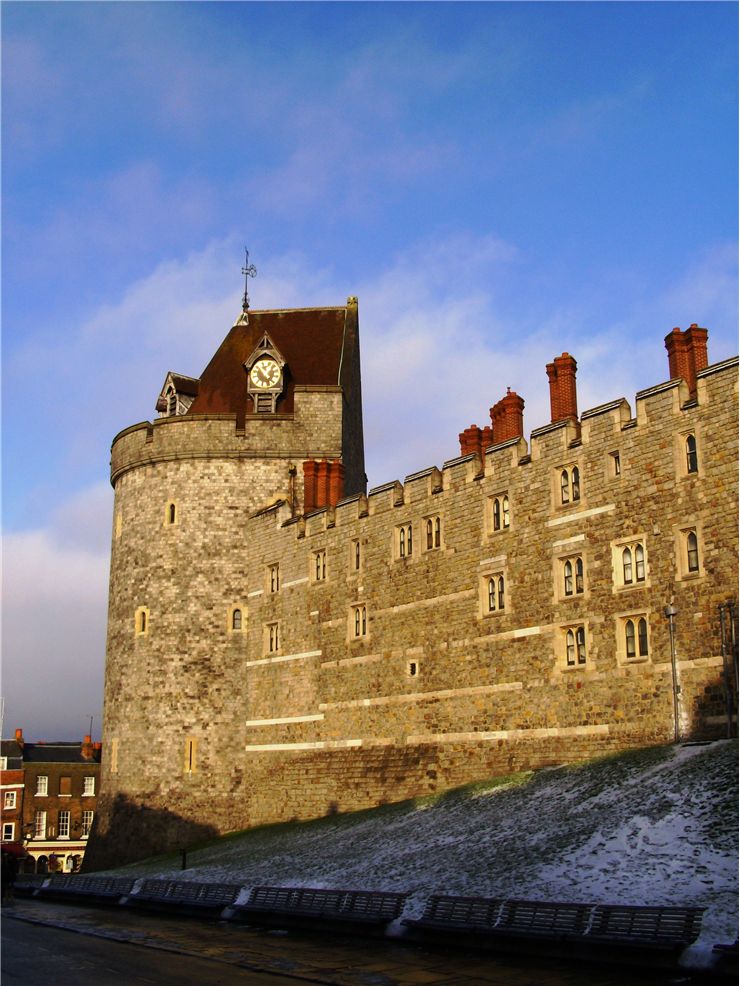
89,357,738,868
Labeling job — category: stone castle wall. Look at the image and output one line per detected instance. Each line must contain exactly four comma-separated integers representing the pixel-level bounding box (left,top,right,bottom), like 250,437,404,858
89,356,738,868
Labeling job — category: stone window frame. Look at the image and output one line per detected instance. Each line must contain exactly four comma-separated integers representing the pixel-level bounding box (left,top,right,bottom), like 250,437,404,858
611,535,649,592
264,621,281,655
135,606,150,636
311,548,328,583
35,775,49,797
349,603,369,641
478,558,508,618
4,790,17,810
183,737,197,775
163,500,179,527
228,604,246,632
615,610,652,665
267,563,280,594
395,522,414,561
407,659,420,678
349,538,362,575
607,450,622,480
676,427,701,478
82,776,95,797
423,514,443,552
486,491,511,535
558,622,588,670
555,552,586,601
674,522,705,581
553,463,583,510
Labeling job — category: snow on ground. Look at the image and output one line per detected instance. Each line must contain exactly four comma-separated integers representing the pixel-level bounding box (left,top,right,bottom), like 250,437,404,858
112,740,738,968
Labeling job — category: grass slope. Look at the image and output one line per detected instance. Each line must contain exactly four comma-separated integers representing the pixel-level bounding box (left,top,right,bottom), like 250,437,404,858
112,740,738,962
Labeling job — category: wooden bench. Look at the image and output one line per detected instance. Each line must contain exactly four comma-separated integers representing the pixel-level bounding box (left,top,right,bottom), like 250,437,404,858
127,879,242,915
36,875,136,903
404,895,704,963
233,885,407,928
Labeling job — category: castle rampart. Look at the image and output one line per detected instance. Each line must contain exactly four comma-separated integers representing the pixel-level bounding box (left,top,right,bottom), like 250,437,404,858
88,304,738,869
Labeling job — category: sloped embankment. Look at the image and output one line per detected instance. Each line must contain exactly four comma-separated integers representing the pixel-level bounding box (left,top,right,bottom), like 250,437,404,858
114,740,738,963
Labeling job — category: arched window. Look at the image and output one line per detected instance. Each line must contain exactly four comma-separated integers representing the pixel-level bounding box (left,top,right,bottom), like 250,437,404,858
622,547,633,584
686,434,698,474
560,470,570,504
497,576,505,610
564,560,573,596
502,495,510,529
687,531,699,572
576,626,586,664
355,607,361,636
168,502,176,525
354,541,361,570
488,578,496,612
399,527,406,558
407,525,413,556
625,619,636,658
635,543,645,582
571,466,580,502
638,618,648,657
566,629,576,666
232,608,242,631
434,517,441,547
575,557,584,593
139,610,147,633
361,606,367,635
493,499,501,530
427,519,433,550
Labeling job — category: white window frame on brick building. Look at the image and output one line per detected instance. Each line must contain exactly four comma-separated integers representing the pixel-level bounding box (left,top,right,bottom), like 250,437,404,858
312,549,327,582
36,775,48,797
396,523,414,559
2,822,14,841
83,776,95,797
617,613,651,663
58,810,71,839
424,515,442,551
612,537,648,590
4,791,17,810
34,810,47,839
82,810,94,838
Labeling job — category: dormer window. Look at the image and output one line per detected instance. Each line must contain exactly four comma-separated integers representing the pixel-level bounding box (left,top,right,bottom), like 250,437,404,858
156,372,200,418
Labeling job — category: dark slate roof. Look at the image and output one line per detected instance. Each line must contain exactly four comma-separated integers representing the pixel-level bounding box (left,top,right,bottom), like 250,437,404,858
0,740,23,769
187,306,349,418
21,743,101,765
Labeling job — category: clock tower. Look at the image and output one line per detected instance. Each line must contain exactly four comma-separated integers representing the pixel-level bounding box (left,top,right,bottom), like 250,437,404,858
245,332,286,414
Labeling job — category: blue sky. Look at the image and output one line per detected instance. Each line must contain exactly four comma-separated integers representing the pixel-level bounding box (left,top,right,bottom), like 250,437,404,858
2,1,737,740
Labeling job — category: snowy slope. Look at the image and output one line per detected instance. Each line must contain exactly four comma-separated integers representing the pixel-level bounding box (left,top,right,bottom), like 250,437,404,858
112,740,738,967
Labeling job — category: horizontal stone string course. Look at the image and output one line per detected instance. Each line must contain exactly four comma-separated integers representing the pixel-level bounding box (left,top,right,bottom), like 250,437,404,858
318,681,524,711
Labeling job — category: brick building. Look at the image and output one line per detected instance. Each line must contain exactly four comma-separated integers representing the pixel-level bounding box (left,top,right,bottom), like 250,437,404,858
2,729,102,873
1,732,25,852
87,300,738,869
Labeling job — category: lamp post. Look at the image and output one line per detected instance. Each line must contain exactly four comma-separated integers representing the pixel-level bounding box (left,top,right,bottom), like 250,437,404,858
664,604,680,743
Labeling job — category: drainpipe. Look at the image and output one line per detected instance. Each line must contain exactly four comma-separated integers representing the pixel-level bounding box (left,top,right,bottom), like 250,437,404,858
664,605,680,744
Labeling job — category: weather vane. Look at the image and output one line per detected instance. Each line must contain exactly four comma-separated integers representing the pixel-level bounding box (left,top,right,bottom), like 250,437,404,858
241,247,257,314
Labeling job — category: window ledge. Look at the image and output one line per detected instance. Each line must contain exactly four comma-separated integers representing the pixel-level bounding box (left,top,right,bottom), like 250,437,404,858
58,794,72,798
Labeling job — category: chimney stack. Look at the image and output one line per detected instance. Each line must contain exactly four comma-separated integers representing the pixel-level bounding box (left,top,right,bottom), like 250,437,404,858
490,388,525,444
303,460,318,512
546,353,578,423
14,727,24,749
665,324,708,396
81,734,95,760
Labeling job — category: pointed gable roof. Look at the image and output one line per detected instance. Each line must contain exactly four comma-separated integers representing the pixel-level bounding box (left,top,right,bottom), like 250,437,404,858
187,305,350,417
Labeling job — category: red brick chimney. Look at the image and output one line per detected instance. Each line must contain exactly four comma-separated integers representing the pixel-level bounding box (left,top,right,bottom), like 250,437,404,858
665,324,708,396
546,353,578,423
458,425,493,458
14,727,24,749
328,460,344,506
316,460,330,508
81,734,95,760
490,388,525,443
303,460,318,512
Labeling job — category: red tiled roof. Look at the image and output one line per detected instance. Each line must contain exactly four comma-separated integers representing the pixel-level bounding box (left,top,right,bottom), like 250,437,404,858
187,307,348,418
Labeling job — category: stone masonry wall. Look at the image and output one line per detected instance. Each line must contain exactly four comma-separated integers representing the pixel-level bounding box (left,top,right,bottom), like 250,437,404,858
88,358,738,868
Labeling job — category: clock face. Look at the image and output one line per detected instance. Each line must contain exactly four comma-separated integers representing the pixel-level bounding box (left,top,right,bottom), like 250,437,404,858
250,358,281,389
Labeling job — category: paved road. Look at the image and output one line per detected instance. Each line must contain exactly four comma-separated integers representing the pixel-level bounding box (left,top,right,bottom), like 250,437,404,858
2,900,696,986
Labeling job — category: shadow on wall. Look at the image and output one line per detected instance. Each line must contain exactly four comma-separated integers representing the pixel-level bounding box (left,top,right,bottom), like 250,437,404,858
81,793,219,872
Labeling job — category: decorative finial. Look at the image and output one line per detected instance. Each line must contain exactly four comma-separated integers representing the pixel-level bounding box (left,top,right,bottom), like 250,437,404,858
241,247,257,315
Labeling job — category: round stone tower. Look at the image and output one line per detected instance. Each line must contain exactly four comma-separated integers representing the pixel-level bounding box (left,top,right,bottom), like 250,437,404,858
87,301,365,868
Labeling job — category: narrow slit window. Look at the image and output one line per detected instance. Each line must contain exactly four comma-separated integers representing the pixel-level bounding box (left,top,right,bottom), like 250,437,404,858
635,543,645,582
566,629,576,666
687,531,699,572
576,626,586,664
571,467,581,502
560,470,570,504
426,519,433,550
638,618,649,657
493,499,501,530
168,502,176,525
399,527,405,558
564,560,573,596
686,434,698,474
625,619,636,658
622,547,633,585
488,578,496,612
497,576,505,610
502,495,510,528
434,517,441,547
